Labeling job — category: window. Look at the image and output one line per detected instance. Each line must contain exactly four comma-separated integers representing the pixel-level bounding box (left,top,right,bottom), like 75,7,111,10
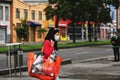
38,11,42,20
5,7,9,20
31,10,35,20
16,8,20,18
24,9,28,19
0,6,3,20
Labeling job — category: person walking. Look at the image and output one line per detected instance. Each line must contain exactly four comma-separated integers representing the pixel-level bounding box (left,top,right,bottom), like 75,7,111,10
111,32,120,62
31,27,60,80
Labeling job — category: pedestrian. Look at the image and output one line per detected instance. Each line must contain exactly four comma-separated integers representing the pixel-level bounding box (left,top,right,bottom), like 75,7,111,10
31,27,60,80
111,32,120,62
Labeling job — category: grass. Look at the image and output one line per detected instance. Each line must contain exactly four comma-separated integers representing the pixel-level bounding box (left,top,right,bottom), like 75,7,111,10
58,40,111,47
0,40,111,52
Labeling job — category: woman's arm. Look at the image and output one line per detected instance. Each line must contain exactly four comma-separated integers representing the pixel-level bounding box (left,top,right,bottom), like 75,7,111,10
43,40,54,59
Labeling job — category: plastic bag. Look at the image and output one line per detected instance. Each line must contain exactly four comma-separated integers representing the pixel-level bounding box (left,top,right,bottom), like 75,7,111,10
28,52,62,80
42,59,56,76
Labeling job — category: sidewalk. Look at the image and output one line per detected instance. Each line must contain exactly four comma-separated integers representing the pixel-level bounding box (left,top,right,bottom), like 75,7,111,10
1,55,120,80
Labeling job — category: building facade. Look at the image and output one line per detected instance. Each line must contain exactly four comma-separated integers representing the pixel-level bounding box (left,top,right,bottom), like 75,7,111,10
0,0,12,43
11,0,49,43
118,7,120,30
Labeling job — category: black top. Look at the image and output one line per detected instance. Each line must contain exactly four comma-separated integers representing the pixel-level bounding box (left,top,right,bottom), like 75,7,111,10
111,36,120,47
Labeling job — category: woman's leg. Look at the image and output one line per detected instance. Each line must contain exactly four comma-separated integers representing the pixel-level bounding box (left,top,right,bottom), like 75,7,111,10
31,55,43,73
55,76,59,80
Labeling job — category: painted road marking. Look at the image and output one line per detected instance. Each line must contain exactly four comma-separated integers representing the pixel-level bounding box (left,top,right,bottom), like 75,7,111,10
104,49,112,51
75,52,88,55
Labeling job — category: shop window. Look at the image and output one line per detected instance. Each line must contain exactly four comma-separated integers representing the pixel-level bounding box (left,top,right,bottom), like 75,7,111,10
0,6,3,20
16,8,20,18
24,9,28,19
31,10,35,20
62,28,66,37
39,11,42,20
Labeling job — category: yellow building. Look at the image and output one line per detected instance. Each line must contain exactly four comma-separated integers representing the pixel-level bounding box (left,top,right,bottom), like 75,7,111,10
11,0,49,43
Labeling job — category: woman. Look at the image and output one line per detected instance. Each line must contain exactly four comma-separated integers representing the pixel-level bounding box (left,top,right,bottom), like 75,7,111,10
31,27,60,79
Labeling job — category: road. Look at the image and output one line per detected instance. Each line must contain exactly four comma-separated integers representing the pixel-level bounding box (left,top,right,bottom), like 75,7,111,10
0,45,113,70
58,45,113,63
1,45,120,80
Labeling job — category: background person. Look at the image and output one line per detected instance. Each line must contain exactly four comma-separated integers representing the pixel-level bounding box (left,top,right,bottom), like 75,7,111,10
111,32,120,62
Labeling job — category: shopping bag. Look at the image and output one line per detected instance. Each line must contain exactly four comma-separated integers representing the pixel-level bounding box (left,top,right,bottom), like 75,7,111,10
42,59,56,76
28,52,62,80
28,52,34,73
28,52,54,80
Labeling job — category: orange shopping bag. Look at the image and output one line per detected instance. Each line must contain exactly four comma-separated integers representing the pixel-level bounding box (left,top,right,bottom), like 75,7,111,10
28,52,62,80
42,59,56,77
54,56,62,77
28,52,34,73
28,52,54,80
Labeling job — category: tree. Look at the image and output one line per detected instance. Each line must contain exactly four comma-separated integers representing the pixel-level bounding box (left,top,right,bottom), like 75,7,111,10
14,19,29,42
44,0,119,42
38,28,47,39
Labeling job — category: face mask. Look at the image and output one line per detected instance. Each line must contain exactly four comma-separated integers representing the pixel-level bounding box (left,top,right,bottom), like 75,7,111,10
55,35,60,41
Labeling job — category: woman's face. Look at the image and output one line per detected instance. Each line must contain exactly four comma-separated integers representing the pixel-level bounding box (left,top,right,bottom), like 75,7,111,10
54,32,60,41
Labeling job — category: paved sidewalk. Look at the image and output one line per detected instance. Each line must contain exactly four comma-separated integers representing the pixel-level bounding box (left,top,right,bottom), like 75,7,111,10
1,55,120,80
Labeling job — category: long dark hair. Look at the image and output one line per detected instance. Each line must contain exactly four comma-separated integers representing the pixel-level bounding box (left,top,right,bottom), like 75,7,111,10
45,27,59,51
54,28,59,51
45,27,55,41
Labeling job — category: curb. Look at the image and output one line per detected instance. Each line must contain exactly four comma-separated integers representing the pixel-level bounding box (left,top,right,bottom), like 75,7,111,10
0,59,72,75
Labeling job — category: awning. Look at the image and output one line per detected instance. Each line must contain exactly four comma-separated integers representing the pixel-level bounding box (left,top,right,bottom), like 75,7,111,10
58,19,71,27
28,21,42,27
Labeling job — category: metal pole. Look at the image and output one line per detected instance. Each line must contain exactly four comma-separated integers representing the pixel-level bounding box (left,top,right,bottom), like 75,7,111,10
13,45,16,76
18,51,22,76
8,46,11,77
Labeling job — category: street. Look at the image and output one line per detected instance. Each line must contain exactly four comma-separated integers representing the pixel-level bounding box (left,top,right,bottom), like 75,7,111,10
58,45,113,63
0,45,113,70
1,45,120,80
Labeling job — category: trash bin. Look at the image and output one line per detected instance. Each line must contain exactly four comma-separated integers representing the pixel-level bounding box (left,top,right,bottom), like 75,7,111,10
6,48,23,67
6,48,23,75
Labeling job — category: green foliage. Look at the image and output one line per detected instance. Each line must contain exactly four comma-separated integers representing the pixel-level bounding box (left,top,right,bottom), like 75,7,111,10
105,0,120,9
98,8,112,24
44,5,55,20
14,19,29,41
45,0,115,23
38,28,47,33
44,0,120,42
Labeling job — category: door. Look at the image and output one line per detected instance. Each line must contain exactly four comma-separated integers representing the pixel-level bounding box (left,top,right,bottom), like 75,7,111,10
30,27,35,42
0,28,6,43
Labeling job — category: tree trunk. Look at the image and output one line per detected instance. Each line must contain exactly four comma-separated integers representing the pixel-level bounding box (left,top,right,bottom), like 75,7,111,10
54,15,59,28
94,24,97,41
88,21,92,42
72,22,76,43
